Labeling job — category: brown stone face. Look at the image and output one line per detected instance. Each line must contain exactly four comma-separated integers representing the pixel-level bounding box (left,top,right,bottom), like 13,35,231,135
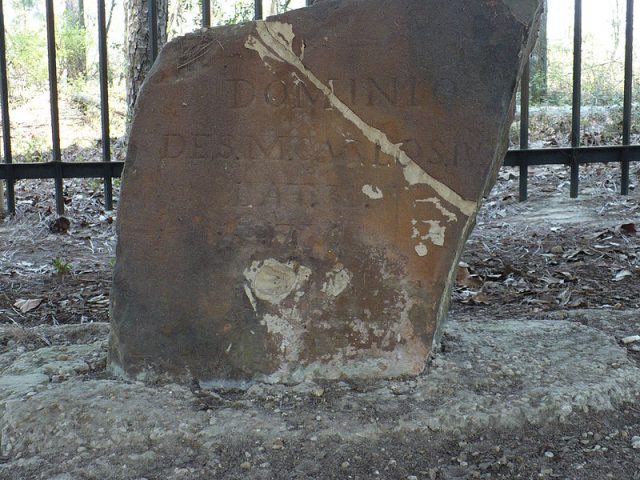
109,0,542,385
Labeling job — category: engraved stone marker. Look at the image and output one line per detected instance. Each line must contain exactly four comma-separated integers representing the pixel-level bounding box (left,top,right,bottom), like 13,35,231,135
110,0,542,385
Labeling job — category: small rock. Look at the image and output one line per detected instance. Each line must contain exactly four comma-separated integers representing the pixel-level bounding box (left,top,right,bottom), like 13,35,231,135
240,461,252,470
622,335,640,344
550,245,564,254
49,216,71,234
406,476,418,480
544,451,554,458
631,436,640,449
341,461,350,469
271,439,284,450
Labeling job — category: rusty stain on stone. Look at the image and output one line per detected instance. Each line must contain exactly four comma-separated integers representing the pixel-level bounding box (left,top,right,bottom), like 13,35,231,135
109,0,543,385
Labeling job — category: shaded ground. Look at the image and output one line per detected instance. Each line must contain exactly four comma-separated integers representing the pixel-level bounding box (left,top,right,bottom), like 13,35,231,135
0,158,639,479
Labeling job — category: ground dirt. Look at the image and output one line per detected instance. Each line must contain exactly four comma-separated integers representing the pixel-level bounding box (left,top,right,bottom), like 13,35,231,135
0,156,640,479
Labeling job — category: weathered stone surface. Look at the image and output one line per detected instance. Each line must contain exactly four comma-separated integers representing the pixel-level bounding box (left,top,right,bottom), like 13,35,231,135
4,318,640,477
110,0,542,384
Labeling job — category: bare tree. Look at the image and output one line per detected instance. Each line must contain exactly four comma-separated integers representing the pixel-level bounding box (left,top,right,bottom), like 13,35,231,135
531,0,548,103
125,0,169,123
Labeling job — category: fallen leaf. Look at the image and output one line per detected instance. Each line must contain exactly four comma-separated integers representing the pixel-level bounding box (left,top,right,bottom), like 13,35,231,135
49,216,71,234
498,171,517,181
13,298,43,313
470,292,490,305
542,276,564,285
620,223,637,235
622,335,640,344
614,270,633,281
456,265,483,288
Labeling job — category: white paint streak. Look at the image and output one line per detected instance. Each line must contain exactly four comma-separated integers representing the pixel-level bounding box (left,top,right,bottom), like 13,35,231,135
412,220,446,247
244,258,311,305
415,243,428,257
423,220,446,246
244,284,258,312
262,311,302,360
290,71,303,86
244,21,476,217
322,268,353,297
361,184,383,200
415,197,458,223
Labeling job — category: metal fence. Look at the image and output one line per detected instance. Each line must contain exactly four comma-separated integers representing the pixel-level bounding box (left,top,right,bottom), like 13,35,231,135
0,0,638,216
506,0,639,201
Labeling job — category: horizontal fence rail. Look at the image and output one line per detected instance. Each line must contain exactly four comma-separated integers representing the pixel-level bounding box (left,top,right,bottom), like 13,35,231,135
0,0,638,216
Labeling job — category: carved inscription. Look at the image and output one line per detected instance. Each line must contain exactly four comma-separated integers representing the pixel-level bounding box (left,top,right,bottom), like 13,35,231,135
224,76,422,109
160,131,482,169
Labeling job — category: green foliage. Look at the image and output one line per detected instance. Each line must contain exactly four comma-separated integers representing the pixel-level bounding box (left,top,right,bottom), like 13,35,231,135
52,257,72,276
58,13,89,81
272,0,294,13
12,0,37,10
212,0,254,25
6,29,48,93
15,135,49,163
86,178,102,192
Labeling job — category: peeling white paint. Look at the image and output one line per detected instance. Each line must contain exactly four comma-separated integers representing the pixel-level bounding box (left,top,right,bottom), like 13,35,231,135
290,71,303,86
244,258,311,305
422,220,446,246
244,20,477,217
361,184,383,200
412,220,446,247
350,318,370,342
415,243,428,257
322,267,353,297
415,198,458,223
262,310,302,360
244,284,258,312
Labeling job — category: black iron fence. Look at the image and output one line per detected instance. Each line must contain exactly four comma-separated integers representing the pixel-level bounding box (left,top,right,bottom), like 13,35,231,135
0,0,638,216
507,0,639,201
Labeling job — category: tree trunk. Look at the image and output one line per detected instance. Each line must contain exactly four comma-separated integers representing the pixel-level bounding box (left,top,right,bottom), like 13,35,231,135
268,0,294,15
63,0,86,80
530,0,547,103
125,0,168,124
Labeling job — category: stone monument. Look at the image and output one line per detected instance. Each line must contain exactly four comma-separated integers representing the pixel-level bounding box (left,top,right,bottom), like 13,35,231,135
110,0,542,385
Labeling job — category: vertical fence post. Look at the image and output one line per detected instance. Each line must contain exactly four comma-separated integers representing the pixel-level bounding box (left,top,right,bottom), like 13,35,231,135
202,0,211,28
98,0,112,210
45,0,64,215
570,0,582,199
149,0,158,63
254,0,263,20
0,0,13,215
519,60,530,202
622,0,634,195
